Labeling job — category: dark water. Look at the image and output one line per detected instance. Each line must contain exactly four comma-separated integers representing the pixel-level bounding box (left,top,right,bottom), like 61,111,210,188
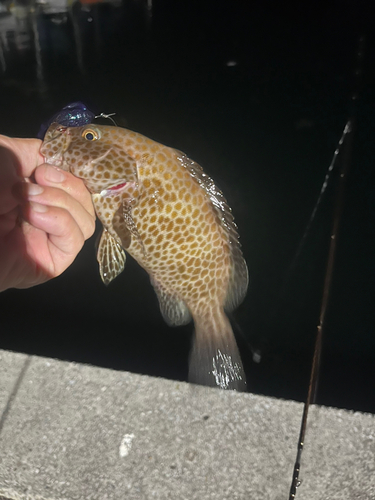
1,0,374,412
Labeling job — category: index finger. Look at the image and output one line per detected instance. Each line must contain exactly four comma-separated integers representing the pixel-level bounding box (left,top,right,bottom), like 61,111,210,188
34,163,96,220
0,136,43,214
0,135,43,178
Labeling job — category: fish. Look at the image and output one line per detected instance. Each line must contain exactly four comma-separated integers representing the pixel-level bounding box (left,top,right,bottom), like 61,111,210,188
41,122,249,391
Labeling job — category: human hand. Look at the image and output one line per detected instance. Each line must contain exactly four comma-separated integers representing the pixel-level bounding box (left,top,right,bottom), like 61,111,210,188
0,134,96,292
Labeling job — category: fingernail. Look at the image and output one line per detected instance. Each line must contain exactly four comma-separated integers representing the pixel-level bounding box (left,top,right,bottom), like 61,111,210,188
30,202,48,213
27,183,44,196
45,166,66,183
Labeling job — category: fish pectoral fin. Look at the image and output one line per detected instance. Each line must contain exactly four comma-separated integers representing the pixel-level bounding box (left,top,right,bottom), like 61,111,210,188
150,277,192,326
122,203,146,257
97,229,126,285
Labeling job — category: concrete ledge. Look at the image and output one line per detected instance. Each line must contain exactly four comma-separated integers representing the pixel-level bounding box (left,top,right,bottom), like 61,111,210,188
0,349,374,500
0,351,29,414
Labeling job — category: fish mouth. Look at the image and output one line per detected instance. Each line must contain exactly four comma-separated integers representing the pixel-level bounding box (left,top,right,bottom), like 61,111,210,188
40,126,72,170
45,155,64,168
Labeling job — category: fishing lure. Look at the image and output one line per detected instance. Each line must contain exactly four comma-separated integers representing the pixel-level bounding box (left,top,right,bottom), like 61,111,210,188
38,102,95,139
38,101,117,139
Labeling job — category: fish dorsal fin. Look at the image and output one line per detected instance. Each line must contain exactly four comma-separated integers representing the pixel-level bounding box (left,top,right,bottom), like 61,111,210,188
97,229,126,285
150,276,192,326
175,151,248,312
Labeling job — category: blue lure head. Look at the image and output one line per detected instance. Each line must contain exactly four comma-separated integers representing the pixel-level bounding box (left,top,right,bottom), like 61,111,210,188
38,102,95,139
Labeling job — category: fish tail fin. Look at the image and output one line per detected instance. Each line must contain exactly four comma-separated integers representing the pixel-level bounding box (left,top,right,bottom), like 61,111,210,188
188,309,247,391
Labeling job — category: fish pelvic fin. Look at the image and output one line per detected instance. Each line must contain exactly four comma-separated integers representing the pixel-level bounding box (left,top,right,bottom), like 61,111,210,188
188,308,247,391
150,277,192,326
97,228,126,285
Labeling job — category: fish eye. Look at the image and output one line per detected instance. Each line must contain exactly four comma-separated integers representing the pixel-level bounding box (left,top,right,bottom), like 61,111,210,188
83,128,99,141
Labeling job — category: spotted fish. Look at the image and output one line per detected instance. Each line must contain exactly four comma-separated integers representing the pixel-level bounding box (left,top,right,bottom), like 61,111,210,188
41,123,249,391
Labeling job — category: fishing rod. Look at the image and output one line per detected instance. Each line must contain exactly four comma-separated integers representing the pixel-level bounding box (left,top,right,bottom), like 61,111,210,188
288,34,365,499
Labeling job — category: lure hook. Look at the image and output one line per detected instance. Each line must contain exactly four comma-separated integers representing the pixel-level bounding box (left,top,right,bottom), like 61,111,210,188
94,112,118,126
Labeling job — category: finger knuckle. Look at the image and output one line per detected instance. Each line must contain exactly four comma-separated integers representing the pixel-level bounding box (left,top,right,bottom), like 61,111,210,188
86,217,96,239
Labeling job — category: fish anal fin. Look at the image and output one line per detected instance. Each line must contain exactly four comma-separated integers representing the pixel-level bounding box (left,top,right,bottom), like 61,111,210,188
97,229,126,285
150,277,191,326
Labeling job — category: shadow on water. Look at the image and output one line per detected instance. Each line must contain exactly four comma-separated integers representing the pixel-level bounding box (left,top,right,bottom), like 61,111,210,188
0,0,374,412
